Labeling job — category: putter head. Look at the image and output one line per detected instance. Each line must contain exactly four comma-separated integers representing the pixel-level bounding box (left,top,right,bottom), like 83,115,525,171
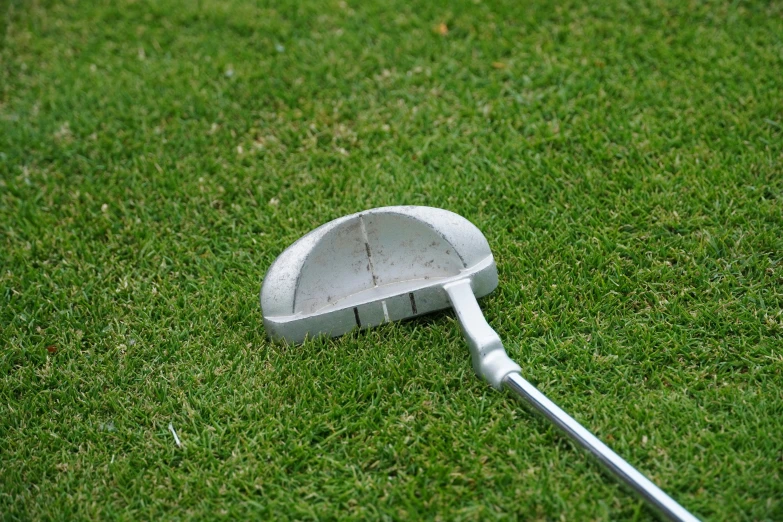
260,206,498,343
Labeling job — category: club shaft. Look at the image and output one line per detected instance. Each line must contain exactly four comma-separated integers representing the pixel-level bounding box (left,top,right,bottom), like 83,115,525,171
503,372,699,522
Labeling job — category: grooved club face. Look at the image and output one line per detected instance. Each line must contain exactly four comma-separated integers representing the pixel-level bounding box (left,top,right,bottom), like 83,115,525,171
260,206,498,343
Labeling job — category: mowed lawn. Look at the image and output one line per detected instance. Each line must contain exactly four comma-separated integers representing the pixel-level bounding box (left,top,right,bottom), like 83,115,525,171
2,0,782,520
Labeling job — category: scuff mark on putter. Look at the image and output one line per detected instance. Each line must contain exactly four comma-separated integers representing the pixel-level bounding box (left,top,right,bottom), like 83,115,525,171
260,206,699,522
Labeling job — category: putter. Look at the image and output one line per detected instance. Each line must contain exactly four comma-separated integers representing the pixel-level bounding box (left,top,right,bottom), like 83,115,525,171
260,206,699,522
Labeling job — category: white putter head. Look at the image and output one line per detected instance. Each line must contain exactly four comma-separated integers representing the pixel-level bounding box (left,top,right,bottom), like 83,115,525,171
259,205,699,522
260,205,520,389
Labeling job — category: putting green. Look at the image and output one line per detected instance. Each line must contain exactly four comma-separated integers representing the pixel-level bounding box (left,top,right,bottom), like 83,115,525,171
2,0,781,520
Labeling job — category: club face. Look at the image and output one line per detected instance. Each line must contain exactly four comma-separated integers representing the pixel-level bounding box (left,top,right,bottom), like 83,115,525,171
260,206,498,343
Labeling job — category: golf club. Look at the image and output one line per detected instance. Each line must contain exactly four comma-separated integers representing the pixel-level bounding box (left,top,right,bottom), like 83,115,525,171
260,205,699,522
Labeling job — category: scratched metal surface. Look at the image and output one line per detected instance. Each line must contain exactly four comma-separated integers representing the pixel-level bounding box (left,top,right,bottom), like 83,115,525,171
260,206,498,343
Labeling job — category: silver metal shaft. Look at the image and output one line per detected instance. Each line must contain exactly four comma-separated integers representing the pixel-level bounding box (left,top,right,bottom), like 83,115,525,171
504,372,699,522
444,279,698,520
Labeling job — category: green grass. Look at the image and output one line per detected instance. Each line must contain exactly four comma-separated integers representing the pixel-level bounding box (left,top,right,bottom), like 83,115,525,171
2,0,782,519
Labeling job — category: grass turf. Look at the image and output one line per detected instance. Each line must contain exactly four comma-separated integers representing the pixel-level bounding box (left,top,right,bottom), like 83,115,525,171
2,0,782,519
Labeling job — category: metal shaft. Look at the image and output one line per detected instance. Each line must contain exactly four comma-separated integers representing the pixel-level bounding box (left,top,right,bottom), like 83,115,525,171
504,372,699,522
